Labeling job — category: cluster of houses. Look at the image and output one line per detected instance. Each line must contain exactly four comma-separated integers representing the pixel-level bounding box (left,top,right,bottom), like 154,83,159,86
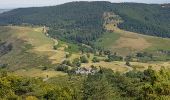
75,67,98,75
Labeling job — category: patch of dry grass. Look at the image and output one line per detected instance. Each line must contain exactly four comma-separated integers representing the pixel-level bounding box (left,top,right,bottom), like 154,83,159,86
13,68,66,78
102,12,170,56
82,61,129,73
105,24,151,56
130,61,170,71
6,26,67,64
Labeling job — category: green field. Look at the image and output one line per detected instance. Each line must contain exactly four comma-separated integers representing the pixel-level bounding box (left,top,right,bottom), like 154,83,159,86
145,36,170,51
95,32,120,48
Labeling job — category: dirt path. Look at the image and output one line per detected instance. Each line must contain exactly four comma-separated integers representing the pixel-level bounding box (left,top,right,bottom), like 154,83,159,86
123,65,133,73
29,27,67,64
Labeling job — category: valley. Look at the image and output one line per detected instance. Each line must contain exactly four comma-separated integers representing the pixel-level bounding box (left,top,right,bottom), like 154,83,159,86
0,25,170,77
0,1,170,100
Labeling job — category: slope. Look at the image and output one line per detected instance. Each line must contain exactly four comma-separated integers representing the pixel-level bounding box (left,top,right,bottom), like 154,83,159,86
0,2,169,45
95,12,170,56
0,26,66,71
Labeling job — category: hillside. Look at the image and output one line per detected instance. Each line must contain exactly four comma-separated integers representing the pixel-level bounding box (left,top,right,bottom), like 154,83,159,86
1,26,170,100
0,1,169,45
0,9,10,14
0,25,169,74
0,2,109,44
0,26,67,71
1,2,170,100
113,3,170,38
95,12,170,56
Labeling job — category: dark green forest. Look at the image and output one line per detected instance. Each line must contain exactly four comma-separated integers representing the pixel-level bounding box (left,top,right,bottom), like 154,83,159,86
0,2,169,45
114,3,170,38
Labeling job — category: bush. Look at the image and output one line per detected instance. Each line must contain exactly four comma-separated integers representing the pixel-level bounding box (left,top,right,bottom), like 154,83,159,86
53,45,58,50
55,64,69,72
72,58,81,67
42,66,48,70
86,53,90,58
105,55,123,62
125,61,131,66
104,50,111,56
80,55,89,63
62,60,72,66
66,53,72,58
0,64,8,69
92,57,100,63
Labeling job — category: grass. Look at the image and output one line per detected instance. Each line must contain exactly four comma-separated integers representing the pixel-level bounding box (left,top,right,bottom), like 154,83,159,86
96,25,152,55
0,26,69,77
95,32,120,48
95,15,170,57
59,40,79,53
145,37,170,51
82,61,129,73
129,61,170,71
55,40,79,53
1,24,170,74
13,68,66,78
0,26,66,70
0,25,80,72
0,26,48,70
82,60,170,72
68,53,170,73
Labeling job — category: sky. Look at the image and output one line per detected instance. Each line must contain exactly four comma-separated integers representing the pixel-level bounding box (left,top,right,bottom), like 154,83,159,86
0,0,170,9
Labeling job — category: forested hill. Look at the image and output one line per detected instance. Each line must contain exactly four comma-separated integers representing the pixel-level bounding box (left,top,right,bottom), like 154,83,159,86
0,1,170,44
114,3,170,38
0,9,10,14
0,1,112,44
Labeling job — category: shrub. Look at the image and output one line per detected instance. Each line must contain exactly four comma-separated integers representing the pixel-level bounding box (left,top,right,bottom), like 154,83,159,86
55,64,69,72
92,57,100,63
86,53,90,58
72,58,81,67
62,60,72,66
80,55,89,63
126,61,131,66
53,45,58,50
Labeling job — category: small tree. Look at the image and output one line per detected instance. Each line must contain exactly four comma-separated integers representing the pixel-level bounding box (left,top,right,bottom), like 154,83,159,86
42,66,48,70
126,61,131,66
99,50,103,56
92,57,100,63
80,55,89,63
55,64,69,72
53,45,58,50
72,58,81,67
62,60,72,66
86,53,90,58
104,50,111,56
66,53,72,58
